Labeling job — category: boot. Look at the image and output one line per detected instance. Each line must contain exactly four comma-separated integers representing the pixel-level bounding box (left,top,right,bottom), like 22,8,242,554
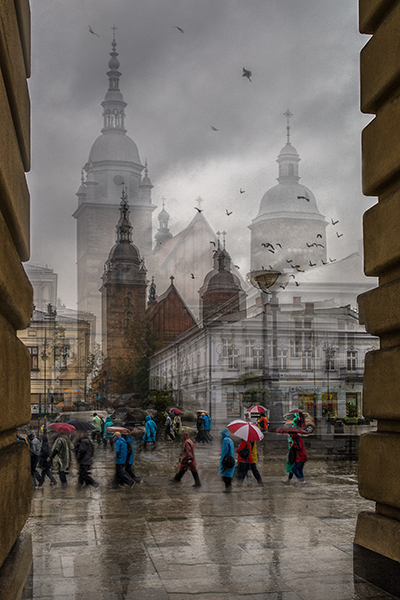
192,471,201,487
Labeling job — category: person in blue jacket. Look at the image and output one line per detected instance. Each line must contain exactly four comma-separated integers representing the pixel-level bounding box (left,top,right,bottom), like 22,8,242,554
123,431,141,483
103,416,114,449
218,428,236,492
113,432,133,488
203,413,213,443
143,415,157,450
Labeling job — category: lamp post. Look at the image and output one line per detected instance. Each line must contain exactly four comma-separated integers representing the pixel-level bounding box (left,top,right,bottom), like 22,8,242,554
248,269,283,431
41,338,49,432
324,342,336,433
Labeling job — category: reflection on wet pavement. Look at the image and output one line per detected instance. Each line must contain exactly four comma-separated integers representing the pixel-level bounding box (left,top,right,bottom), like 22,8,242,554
23,440,395,599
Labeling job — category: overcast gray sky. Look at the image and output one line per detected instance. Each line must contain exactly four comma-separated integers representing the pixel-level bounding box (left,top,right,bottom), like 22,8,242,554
28,0,374,309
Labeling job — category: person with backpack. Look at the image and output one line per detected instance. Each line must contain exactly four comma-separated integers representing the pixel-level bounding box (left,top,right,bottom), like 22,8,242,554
289,431,308,484
143,415,157,449
113,432,134,488
218,428,235,492
236,439,253,483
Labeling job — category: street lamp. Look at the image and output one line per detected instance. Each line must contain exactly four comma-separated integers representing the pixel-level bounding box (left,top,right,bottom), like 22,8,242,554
248,269,283,431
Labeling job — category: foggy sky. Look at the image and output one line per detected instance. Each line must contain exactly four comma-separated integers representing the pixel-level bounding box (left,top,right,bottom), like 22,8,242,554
28,0,374,309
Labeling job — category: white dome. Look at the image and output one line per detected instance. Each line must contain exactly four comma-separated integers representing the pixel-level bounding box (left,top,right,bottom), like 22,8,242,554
256,182,324,221
89,131,140,164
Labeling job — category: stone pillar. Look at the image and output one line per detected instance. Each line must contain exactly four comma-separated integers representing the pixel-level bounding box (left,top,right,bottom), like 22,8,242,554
355,1,400,595
0,1,34,598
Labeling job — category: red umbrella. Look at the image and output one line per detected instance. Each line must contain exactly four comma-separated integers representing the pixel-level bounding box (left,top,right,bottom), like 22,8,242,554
49,423,76,434
107,426,131,435
169,408,183,415
227,420,264,441
248,405,267,414
275,426,310,435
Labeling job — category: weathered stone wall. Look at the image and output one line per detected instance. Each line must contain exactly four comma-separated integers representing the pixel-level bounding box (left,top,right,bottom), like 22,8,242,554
356,0,400,570
0,0,33,597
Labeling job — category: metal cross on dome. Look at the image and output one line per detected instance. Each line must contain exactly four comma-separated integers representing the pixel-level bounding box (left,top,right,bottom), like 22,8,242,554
284,109,293,144
111,25,117,41
196,196,204,211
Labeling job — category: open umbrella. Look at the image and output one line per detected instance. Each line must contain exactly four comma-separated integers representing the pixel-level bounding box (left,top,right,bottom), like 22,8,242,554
275,426,309,435
107,426,131,435
68,419,95,431
56,402,75,408
248,405,267,414
64,386,83,393
49,423,76,434
227,420,264,441
169,407,183,415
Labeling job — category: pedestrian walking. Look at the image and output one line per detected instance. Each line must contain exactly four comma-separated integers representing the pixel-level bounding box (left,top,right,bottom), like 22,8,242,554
91,413,103,444
172,433,201,487
123,431,141,483
113,432,134,488
103,416,114,449
37,436,57,487
164,413,174,441
152,412,161,440
75,433,100,489
218,428,235,492
143,415,157,449
282,434,295,485
51,434,70,486
203,413,213,443
28,432,41,485
248,441,264,486
195,411,206,443
172,413,182,441
236,439,253,484
289,432,308,484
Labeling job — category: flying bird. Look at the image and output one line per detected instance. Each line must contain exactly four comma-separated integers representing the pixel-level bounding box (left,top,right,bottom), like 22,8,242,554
209,241,216,247
240,188,245,194
242,67,252,81
276,243,282,249
88,26,100,37
306,243,313,248
280,284,288,290
173,26,184,33
329,257,336,262
190,273,195,279
296,268,305,272
226,210,233,216
316,234,322,238
234,265,240,269
261,242,274,249
211,126,219,131
286,259,293,263
331,218,339,225
194,207,203,213
289,274,296,279
316,243,325,248
295,281,300,287
336,232,343,238
268,248,275,253
297,195,310,202
321,260,327,265
292,265,300,269
309,261,316,267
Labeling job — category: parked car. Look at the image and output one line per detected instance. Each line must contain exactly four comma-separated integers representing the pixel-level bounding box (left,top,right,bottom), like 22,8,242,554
283,411,315,433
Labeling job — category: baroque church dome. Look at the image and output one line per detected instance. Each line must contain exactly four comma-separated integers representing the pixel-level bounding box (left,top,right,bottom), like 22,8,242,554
89,132,140,165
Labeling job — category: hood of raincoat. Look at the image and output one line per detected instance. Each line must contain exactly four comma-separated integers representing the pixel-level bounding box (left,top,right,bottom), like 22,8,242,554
105,416,112,423
145,415,152,422
220,428,230,439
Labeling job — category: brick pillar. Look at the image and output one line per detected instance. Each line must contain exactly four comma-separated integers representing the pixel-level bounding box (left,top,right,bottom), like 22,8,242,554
0,1,34,598
355,1,400,595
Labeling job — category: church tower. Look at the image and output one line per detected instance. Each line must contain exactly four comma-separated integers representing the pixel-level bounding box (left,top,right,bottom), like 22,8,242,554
73,30,156,339
100,189,147,363
249,111,328,274
154,198,173,252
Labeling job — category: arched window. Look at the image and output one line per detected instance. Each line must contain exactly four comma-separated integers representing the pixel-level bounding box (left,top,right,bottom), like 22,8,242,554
123,311,132,329
124,295,131,308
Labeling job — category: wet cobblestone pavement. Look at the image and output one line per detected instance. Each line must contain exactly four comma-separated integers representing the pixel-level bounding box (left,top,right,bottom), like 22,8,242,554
23,438,396,599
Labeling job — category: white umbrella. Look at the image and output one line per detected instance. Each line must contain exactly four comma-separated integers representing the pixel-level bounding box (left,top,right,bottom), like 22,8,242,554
227,419,264,441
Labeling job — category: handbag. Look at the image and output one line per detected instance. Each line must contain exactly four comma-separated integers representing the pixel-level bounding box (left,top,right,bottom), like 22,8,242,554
222,454,235,468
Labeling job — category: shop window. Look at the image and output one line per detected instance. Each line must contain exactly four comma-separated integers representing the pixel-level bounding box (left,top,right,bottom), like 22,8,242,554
28,346,39,371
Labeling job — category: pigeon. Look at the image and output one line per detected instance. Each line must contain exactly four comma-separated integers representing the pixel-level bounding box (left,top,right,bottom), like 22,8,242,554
211,126,219,131
88,26,100,37
209,241,216,247
292,265,300,269
174,26,184,33
286,259,293,263
297,195,310,202
276,243,282,249
336,232,343,238
226,210,233,216
316,234,322,238
261,242,274,249
321,259,327,265
306,243,313,248
240,188,245,194
329,257,337,262
316,243,325,248
234,265,240,269
242,67,252,81
295,281,300,287
331,218,339,225
190,273,195,279
268,248,275,253
194,207,203,213
296,268,305,272
309,261,316,267
280,284,287,290
289,274,296,279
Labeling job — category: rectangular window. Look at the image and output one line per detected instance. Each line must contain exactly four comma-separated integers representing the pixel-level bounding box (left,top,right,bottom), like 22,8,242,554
222,338,239,370
28,346,39,371
291,333,302,358
252,347,264,370
302,350,312,371
347,351,357,371
279,348,288,370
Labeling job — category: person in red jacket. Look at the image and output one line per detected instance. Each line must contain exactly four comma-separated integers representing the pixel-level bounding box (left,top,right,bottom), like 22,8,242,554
236,439,253,483
290,432,308,484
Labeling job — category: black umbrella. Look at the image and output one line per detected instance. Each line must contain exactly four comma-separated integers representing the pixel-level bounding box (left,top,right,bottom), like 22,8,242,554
68,419,95,431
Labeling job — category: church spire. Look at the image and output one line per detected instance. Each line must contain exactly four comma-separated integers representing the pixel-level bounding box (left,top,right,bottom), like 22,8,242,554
101,27,127,133
277,109,300,183
116,186,132,243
